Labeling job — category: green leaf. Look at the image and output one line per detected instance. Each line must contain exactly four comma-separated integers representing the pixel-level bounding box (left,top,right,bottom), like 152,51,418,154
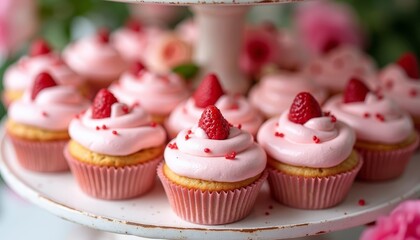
172,63,200,80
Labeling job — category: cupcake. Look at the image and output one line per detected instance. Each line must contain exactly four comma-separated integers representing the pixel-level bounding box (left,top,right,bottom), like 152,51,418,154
166,73,263,138
109,61,189,124
324,78,419,181
6,72,90,172
158,105,267,224
249,71,328,118
2,39,87,107
257,92,361,209
63,29,127,94
378,53,420,133
65,89,166,200
112,19,163,63
304,45,377,94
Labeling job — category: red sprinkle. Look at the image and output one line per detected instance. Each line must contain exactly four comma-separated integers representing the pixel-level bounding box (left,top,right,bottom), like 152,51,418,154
102,124,108,130
168,142,178,150
42,111,48,117
230,103,239,110
185,135,190,140
330,115,337,123
237,124,242,130
225,151,237,160
265,212,270,216
268,205,273,209
204,148,211,153
363,112,370,118
187,130,192,135
132,102,140,108
96,126,100,130
122,105,129,114
275,122,279,127
385,79,393,89
313,136,320,144
324,111,331,116
275,132,284,138
112,130,118,135
409,89,417,97
358,199,366,206
150,122,157,127
377,94,384,100
375,113,385,122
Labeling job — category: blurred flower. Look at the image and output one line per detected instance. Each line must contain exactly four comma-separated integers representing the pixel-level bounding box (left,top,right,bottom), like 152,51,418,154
295,0,363,56
240,23,280,77
276,29,307,71
0,0,38,58
146,33,193,73
360,200,420,240
176,18,197,46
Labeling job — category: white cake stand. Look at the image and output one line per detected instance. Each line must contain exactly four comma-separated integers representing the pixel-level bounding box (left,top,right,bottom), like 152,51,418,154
0,123,419,239
114,0,304,94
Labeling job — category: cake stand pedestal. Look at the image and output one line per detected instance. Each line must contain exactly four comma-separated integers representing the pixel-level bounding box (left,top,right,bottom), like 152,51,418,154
1,124,419,239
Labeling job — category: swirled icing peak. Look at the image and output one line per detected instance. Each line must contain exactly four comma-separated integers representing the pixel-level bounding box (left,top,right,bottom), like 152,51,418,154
165,107,267,182
109,62,189,116
324,92,414,144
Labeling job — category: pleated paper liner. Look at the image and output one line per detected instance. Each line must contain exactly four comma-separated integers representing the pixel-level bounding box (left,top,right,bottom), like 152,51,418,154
65,147,162,200
158,163,268,225
268,158,363,210
356,135,419,181
8,134,69,172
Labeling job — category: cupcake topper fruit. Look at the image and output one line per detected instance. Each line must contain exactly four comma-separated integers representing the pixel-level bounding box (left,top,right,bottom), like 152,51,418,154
288,92,322,124
397,53,419,79
198,105,230,140
130,61,146,76
193,73,224,108
343,77,370,103
92,89,119,119
96,28,110,44
125,19,143,33
30,39,52,56
31,72,57,100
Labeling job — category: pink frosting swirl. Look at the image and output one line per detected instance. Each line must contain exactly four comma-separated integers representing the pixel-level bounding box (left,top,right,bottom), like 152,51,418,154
8,86,90,131
109,71,189,116
324,94,414,144
4,53,84,91
63,36,127,81
379,64,420,116
69,104,166,156
165,125,267,182
257,111,355,168
249,72,328,118
166,95,263,137
305,45,377,92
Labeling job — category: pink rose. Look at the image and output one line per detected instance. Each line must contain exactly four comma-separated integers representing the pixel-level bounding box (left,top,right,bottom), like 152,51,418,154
240,23,279,76
295,0,363,56
360,200,420,240
0,0,38,58
146,32,193,73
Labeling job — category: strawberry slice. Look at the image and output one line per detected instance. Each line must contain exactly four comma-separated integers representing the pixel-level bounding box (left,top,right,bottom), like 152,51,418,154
198,105,230,140
31,72,57,100
130,61,146,76
343,77,370,103
96,28,110,44
397,52,419,79
30,39,51,57
288,92,322,124
193,73,224,108
92,89,119,119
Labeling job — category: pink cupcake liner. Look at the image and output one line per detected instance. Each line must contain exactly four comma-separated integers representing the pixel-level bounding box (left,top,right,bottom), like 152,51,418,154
64,147,162,200
355,136,419,181
267,158,363,210
8,134,69,172
157,163,268,225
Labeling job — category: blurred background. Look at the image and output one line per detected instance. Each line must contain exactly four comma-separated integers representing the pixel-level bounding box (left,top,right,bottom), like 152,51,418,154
0,0,419,239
